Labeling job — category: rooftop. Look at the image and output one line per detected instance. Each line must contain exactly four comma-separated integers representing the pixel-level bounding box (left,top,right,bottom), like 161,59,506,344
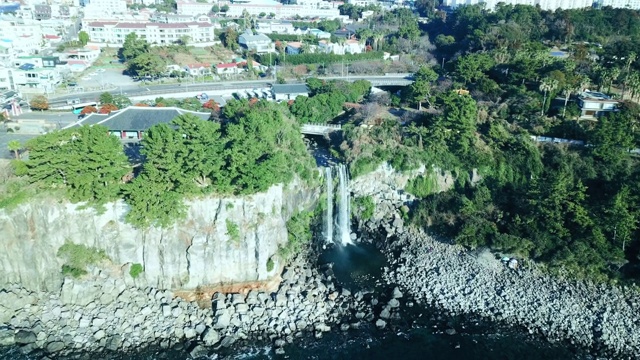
579,91,617,102
272,84,309,94
65,107,212,131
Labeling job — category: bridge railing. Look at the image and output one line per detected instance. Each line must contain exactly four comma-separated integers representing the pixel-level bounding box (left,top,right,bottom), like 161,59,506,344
302,123,342,129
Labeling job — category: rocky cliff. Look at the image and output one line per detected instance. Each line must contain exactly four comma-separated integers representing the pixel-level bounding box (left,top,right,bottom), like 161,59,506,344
0,180,318,292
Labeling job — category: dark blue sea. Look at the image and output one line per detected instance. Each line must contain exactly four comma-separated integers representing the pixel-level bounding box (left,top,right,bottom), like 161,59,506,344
1,244,589,360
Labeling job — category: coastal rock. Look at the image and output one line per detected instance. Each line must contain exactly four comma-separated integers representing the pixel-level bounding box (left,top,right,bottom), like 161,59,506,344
375,319,386,329
202,328,220,346
14,330,36,344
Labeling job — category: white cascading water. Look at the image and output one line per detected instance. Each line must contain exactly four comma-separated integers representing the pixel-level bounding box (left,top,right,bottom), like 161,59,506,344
324,166,333,244
336,164,353,246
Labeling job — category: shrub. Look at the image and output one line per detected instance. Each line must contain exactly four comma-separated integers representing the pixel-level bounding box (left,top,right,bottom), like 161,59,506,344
406,173,437,198
226,219,240,243
57,242,110,277
279,211,313,260
129,263,144,278
354,196,375,221
61,264,87,278
266,258,275,272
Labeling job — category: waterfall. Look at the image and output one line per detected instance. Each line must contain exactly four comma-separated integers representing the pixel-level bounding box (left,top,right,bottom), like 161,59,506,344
324,167,333,244
336,164,353,246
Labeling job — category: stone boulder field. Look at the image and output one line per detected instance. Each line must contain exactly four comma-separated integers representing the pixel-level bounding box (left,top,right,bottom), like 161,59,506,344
350,165,640,358
0,255,381,358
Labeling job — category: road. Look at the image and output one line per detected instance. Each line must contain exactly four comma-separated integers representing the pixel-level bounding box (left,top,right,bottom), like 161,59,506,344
48,75,411,106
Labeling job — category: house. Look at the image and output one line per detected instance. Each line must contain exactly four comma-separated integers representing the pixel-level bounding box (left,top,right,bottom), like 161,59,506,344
238,29,274,54
184,62,211,76
66,59,91,72
271,83,309,101
64,106,212,141
577,91,618,120
317,39,364,55
215,62,241,75
286,41,303,55
255,21,296,34
308,28,331,39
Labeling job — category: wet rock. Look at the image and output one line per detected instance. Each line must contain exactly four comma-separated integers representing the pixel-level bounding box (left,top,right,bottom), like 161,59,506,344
392,287,403,299
45,341,65,353
445,328,457,336
375,319,386,329
14,330,36,344
190,344,208,359
202,328,220,346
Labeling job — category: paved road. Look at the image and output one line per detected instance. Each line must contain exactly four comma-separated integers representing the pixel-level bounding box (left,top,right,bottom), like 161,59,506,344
48,75,411,106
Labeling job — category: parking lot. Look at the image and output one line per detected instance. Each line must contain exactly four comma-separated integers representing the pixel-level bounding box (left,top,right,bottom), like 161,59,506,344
69,68,136,92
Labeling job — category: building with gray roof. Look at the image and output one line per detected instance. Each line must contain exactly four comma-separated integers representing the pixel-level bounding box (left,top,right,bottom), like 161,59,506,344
64,106,212,141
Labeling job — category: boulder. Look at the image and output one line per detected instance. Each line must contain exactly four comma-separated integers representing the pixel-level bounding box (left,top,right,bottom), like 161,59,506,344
0,328,15,346
375,319,386,329
392,287,403,299
190,344,208,359
184,327,197,339
106,335,122,351
45,341,65,353
388,299,400,308
14,330,36,344
93,330,106,340
202,328,220,346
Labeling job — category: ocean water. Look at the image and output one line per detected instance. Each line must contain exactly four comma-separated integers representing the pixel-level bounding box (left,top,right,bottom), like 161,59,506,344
1,244,588,360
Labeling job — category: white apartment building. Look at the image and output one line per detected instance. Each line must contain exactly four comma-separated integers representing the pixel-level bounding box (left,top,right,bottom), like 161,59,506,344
178,0,342,19
83,0,128,19
86,21,216,46
346,0,378,7
599,0,640,9
0,16,44,55
442,0,594,10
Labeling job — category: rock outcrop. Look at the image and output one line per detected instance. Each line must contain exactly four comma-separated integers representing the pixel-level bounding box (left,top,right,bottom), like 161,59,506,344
0,180,318,292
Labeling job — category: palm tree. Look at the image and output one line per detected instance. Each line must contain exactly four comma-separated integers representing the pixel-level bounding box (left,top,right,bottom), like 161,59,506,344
539,77,559,116
621,52,637,99
627,71,640,101
562,74,589,118
7,140,21,159
605,67,621,94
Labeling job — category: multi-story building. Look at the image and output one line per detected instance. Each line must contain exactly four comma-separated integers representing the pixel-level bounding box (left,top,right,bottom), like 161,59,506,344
83,0,128,19
577,91,618,120
255,21,298,34
151,14,213,24
178,0,342,19
86,21,217,46
317,39,364,55
598,0,640,9
238,29,274,53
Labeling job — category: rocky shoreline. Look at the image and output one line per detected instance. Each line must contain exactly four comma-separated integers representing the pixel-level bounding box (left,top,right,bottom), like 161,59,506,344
359,199,640,358
0,252,394,359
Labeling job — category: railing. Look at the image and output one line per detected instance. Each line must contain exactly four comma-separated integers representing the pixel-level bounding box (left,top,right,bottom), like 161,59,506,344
530,135,585,146
300,123,342,134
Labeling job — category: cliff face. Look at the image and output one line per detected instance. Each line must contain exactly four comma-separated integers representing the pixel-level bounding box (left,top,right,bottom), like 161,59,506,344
0,180,318,292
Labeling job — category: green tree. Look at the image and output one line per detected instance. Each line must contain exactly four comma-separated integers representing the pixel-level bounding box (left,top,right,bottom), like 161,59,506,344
221,4,229,12
7,140,21,159
25,126,130,203
121,33,149,61
99,92,114,105
112,95,132,109
221,27,238,50
128,53,165,77
408,65,438,110
454,53,495,85
211,4,219,12
78,31,90,46
436,92,478,159
590,112,635,165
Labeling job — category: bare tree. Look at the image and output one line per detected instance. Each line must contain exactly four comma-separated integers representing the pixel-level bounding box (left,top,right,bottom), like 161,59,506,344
370,91,390,106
